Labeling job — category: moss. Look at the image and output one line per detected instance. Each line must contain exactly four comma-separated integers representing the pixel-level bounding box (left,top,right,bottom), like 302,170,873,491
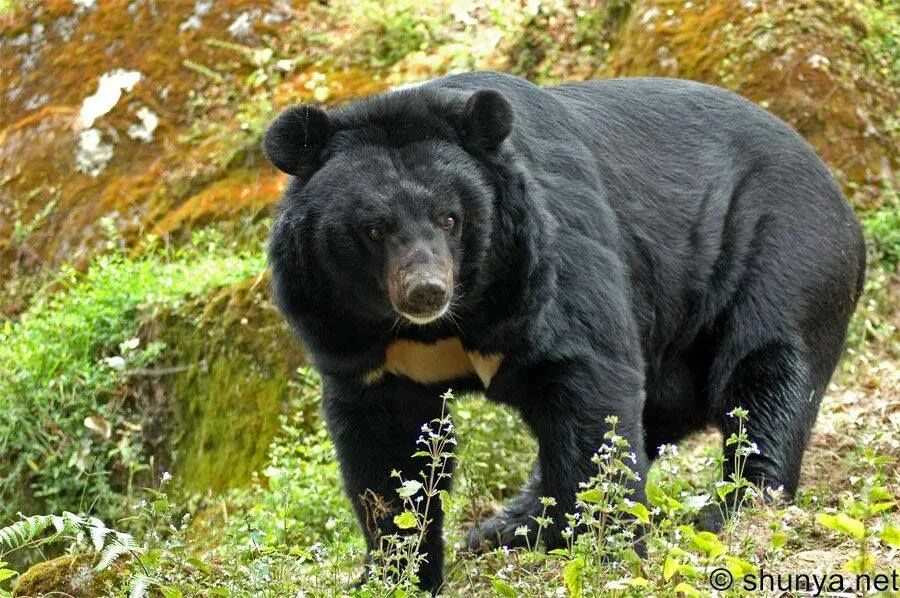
603,0,898,209
173,357,285,494
152,169,283,237
139,273,305,494
13,553,119,597
505,0,631,83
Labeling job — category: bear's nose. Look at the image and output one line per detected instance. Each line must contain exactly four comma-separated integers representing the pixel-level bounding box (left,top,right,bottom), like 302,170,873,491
405,279,449,313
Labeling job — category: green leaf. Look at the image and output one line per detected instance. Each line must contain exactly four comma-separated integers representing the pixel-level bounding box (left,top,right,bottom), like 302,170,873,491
843,553,875,574
770,531,788,551
563,556,585,598
393,511,418,530
141,548,161,569
663,555,678,581
725,556,757,577
577,488,604,504
439,490,453,515
0,568,17,583
186,557,211,574
879,526,900,547
492,578,517,597
397,480,422,499
869,486,893,502
677,525,696,539
692,531,725,558
816,512,865,540
716,482,737,502
646,480,683,511
669,546,690,559
868,501,895,515
623,502,650,524
673,582,701,597
677,563,701,579
160,587,183,598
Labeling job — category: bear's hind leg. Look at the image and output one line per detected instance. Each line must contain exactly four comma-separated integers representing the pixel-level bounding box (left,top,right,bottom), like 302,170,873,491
699,341,822,531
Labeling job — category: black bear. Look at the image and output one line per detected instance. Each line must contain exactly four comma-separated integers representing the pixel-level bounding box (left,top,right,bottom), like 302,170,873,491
264,71,865,592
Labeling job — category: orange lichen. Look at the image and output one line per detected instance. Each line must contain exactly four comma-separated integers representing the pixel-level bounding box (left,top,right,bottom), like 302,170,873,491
153,168,284,236
0,1,384,281
604,0,898,209
274,66,391,108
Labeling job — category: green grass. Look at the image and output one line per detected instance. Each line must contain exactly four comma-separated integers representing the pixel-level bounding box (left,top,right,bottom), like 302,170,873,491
0,226,265,526
3,383,897,597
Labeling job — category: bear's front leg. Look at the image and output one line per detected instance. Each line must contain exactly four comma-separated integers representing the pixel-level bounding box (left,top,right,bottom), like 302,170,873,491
322,375,454,594
470,359,649,553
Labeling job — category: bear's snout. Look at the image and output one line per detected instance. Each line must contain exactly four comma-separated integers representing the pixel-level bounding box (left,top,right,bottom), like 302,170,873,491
404,277,449,315
387,239,454,324
391,267,452,324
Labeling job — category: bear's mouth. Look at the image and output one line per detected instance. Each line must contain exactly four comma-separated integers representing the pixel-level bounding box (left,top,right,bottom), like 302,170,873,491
388,268,454,325
396,301,452,325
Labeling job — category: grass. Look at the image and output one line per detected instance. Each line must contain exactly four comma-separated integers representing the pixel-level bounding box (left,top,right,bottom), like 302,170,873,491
0,224,265,528
0,210,894,596
2,375,897,596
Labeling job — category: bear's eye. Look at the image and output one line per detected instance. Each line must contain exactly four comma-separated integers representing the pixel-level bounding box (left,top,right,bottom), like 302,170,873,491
441,214,456,231
367,225,385,242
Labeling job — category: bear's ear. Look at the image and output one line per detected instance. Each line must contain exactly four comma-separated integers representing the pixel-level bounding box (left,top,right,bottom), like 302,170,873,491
458,89,513,151
263,105,331,176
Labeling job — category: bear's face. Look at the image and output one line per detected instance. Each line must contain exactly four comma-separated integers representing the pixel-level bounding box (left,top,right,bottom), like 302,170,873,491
301,140,486,324
265,89,513,326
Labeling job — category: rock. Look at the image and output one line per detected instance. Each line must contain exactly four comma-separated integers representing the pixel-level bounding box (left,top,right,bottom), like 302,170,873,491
136,271,306,494
13,554,119,597
604,0,898,210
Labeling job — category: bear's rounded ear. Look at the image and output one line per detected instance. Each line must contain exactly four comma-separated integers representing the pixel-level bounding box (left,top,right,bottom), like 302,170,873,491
459,89,513,151
263,105,331,176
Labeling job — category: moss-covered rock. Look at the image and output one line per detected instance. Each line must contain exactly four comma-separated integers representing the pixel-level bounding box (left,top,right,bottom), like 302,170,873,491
603,0,898,209
0,1,387,286
13,553,119,597
138,271,305,494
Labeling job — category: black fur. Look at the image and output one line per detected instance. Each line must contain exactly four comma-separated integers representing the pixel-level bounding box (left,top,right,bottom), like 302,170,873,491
265,72,865,593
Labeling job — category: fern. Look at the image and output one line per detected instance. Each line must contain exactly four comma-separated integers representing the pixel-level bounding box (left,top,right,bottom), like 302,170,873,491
96,531,141,571
0,512,140,570
88,516,112,551
48,511,83,542
129,573,152,598
0,513,54,548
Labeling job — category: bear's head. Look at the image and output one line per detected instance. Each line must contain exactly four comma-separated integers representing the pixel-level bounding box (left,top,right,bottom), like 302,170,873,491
264,87,514,327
